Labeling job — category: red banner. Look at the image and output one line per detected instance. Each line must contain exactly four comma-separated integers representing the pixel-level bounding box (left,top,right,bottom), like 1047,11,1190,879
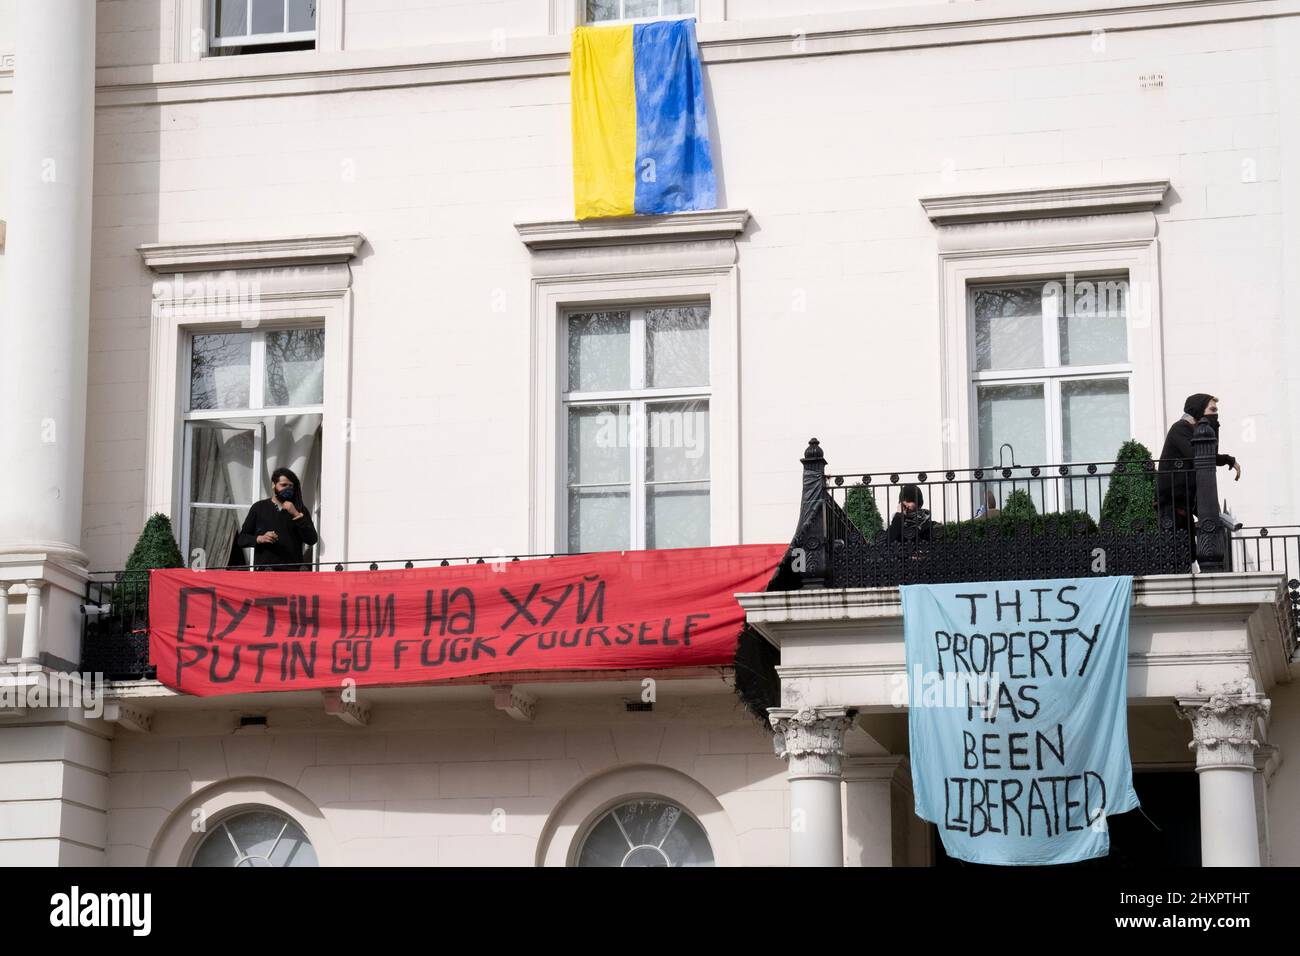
148,544,786,696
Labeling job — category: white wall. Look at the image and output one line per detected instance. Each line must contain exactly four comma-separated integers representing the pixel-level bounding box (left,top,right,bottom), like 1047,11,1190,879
105,693,789,866
0,0,13,306
83,11,1299,567
345,0,550,50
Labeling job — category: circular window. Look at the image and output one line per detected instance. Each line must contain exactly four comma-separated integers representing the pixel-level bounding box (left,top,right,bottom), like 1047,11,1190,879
191,810,319,867
577,799,715,867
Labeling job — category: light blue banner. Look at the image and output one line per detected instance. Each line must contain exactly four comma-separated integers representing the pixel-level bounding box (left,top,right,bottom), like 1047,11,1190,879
900,576,1139,865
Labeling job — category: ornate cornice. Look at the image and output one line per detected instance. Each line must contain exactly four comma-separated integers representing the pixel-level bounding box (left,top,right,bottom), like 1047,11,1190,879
138,233,366,273
919,180,1171,226
1178,679,1272,770
769,706,855,778
515,209,750,252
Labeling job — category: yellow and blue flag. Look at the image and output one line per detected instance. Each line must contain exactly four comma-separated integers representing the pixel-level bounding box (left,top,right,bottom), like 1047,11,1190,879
571,18,717,220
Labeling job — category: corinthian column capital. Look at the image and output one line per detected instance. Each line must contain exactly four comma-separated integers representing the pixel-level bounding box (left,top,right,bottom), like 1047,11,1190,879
769,706,854,778
1178,679,1271,770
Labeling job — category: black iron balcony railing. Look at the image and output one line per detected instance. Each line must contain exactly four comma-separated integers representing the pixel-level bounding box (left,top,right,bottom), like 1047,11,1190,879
782,435,1300,649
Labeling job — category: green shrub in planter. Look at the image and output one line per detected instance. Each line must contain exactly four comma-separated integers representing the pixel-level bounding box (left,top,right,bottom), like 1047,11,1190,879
844,483,885,540
1100,439,1159,533
1000,488,1039,521
938,509,1097,541
115,513,185,612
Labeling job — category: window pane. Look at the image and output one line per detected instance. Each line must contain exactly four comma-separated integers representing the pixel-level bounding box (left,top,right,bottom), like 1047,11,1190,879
189,507,245,569
587,0,621,21
568,312,630,391
190,426,255,504
190,333,252,410
647,306,709,387
648,483,709,549
977,383,1046,467
214,0,249,38
251,0,285,35
568,405,631,484
972,285,1046,371
1062,379,1129,462
192,812,318,867
646,400,708,482
663,0,695,12
578,800,714,867
286,0,316,32
1059,278,1128,366
264,328,324,407
568,488,630,552
623,0,659,17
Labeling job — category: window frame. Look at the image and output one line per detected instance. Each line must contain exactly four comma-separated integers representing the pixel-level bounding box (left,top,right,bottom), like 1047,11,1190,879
180,323,326,567
574,796,715,867
529,269,740,555
584,0,698,25
938,239,1165,476
142,250,356,570
189,807,319,867
967,273,1135,470
207,0,317,50
561,303,712,552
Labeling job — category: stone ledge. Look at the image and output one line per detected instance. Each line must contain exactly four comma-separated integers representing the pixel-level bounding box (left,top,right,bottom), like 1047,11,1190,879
138,233,366,273
919,180,1171,226
516,209,750,251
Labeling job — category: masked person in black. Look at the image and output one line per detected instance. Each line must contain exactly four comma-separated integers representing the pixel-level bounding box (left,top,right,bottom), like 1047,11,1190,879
1156,393,1242,540
887,484,932,543
236,467,318,571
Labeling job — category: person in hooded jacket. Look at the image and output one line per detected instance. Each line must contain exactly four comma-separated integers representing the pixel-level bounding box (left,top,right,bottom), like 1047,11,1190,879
887,484,933,543
236,466,318,571
1156,393,1241,537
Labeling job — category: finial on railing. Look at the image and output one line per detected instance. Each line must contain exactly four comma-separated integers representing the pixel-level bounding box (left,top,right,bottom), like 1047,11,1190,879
1192,416,1225,570
793,438,831,588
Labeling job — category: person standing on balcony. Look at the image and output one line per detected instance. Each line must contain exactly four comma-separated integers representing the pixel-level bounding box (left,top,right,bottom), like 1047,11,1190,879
236,467,318,571
887,484,933,543
1156,393,1241,536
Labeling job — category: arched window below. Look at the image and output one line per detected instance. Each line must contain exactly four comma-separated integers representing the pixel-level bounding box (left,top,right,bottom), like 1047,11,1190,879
576,798,714,867
191,809,318,867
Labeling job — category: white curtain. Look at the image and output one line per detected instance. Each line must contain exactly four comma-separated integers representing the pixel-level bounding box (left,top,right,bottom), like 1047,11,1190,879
190,425,255,568
262,413,323,558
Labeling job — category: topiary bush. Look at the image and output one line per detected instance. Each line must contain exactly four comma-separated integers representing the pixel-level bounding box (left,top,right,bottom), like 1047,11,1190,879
844,483,885,540
115,513,185,610
1100,439,1159,533
1000,488,1039,521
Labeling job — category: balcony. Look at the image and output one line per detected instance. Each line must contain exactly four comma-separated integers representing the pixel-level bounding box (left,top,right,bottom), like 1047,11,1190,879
80,551,566,682
779,437,1300,653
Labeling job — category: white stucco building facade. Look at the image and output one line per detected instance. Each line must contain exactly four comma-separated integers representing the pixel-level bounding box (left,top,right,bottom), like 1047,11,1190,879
0,0,1297,867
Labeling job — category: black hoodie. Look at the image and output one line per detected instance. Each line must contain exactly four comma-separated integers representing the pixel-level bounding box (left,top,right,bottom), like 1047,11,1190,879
1155,393,1236,515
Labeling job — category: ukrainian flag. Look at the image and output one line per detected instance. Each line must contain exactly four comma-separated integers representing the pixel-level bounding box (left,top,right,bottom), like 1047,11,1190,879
571,18,717,220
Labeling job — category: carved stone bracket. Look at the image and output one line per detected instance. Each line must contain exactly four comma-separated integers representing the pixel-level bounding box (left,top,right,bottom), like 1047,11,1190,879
103,702,153,734
492,684,537,722
1178,679,1271,770
322,689,370,727
769,706,854,778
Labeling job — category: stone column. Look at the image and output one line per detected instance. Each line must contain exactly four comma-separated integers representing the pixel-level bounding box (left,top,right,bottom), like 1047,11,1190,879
0,0,97,564
770,706,853,867
0,583,10,661
20,580,43,663
1178,680,1271,867
842,755,905,866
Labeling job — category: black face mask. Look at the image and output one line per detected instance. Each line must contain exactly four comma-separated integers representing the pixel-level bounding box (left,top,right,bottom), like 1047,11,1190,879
1205,413,1221,433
